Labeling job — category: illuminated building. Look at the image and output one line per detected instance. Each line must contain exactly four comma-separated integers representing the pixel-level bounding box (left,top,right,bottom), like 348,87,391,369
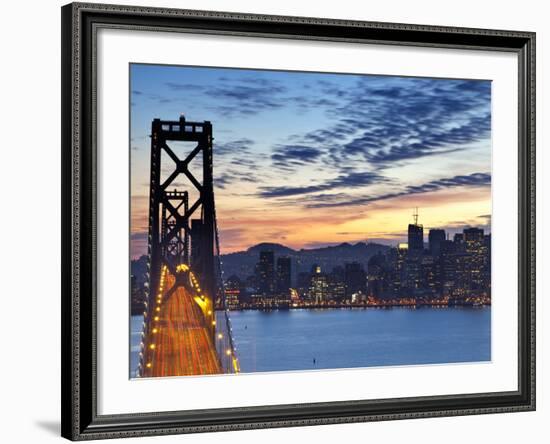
328,266,346,302
404,251,423,291
290,288,300,303
421,254,437,296
296,271,312,299
224,275,242,309
130,274,145,315
309,266,329,303
463,227,488,291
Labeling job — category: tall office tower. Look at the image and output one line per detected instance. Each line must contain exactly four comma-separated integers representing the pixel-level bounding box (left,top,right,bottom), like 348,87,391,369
276,256,292,295
463,227,486,290
428,228,446,257
344,262,366,298
404,252,423,291
388,243,408,296
328,266,346,302
408,208,424,253
421,254,437,296
256,250,275,296
309,266,329,304
439,239,457,296
367,252,387,298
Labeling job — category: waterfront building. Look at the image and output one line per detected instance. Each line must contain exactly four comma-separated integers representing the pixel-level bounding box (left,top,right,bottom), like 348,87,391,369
296,271,312,300
130,274,145,315
421,253,437,297
256,250,275,297
309,266,329,303
344,262,366,298
276,256,292,295
367,252,387,298
224,275,242,309
404,251,423,292
328,266,346,302
463,227,489,292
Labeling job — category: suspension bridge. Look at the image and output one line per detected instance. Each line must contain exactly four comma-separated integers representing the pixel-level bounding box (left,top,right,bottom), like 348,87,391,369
138,116,239,377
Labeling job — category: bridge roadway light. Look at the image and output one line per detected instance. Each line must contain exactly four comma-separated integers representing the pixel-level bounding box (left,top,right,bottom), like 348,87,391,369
149,344,156,350
146,362,152,369
226,349,231,356
217,333,223,339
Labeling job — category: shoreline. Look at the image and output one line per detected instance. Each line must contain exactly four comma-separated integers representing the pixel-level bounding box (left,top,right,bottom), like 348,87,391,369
217,302,491,312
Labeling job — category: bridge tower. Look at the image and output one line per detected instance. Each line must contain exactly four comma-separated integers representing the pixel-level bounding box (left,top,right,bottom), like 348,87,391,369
140,116,217,374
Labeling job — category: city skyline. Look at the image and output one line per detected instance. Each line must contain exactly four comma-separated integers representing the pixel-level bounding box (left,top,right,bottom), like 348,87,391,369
130,64,491,257
218,217,490,309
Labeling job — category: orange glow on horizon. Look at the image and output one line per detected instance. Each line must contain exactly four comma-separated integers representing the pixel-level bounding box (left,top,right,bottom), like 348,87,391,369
130,185,490,257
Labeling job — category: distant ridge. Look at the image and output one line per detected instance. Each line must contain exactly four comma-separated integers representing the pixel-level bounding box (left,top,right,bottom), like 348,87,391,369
221,241,390,284
246,242,296,255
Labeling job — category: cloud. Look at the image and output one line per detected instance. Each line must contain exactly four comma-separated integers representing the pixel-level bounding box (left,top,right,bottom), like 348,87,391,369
165,82,206,91
258,170,388,198
205,77,287,117
215,171,257,189
215,173,234,189
306,172,491,208
270,144,324,171
213,138,261,188
214,138,255,156
288,76,492,169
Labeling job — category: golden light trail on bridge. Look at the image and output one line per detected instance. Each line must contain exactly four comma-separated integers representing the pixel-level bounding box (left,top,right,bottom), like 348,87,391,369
142,268,222,377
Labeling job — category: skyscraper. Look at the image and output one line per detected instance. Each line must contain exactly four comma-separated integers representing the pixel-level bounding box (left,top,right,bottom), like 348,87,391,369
276,256,292,295
367,252,387,298
463,227,486,290
257,250,275,296
429,229,446,257
344,262,366,297
309,265,329,304
328,266,346,302
408,208,424,252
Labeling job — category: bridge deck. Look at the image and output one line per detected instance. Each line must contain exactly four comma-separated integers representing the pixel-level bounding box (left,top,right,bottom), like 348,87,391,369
144,272,221,377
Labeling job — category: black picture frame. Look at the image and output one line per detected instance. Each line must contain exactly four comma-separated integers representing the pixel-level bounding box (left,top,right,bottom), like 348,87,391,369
61,2,536,440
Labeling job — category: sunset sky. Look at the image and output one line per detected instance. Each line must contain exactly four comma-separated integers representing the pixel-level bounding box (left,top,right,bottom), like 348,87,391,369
130,64,491,257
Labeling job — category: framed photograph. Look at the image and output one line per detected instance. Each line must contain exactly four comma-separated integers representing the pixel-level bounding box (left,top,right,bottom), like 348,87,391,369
61,2,536,440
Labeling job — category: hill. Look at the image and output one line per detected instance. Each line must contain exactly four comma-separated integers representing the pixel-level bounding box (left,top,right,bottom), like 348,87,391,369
221,242,390,284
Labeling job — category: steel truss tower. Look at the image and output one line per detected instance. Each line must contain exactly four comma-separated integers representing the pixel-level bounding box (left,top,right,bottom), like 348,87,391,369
143,115,216,344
